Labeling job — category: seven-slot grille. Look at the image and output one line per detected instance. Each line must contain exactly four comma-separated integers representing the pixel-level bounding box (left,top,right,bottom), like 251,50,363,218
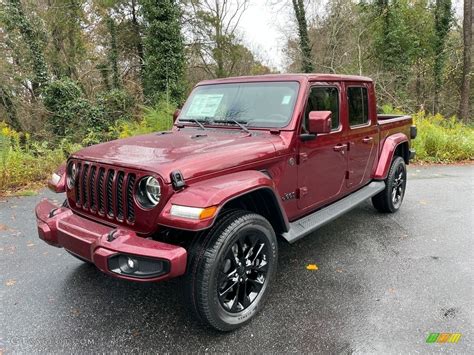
73,162,136,223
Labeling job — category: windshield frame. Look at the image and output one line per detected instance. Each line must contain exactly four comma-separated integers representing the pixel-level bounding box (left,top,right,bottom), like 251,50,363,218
176,80,302,130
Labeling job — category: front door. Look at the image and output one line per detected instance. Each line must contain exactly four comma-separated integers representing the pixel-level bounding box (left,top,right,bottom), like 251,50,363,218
346,85,378,189
297,84,347,211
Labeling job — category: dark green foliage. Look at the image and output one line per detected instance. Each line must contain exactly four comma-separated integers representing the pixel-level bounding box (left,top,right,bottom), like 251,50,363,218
46,0,86,80
43,78,100,138
96,89,135,123
141,0,185,104
433,0,453,112
3,0,49,95
107,16,121,89
373,1,414,75
0,85,19,131
43,78,134,142
291,0,314,73
43,78,82,113
96,63,112,91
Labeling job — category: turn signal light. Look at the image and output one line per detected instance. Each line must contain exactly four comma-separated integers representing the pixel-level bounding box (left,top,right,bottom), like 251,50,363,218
170,205,218,220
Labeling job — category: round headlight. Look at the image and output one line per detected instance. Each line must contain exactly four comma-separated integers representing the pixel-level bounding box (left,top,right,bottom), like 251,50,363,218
136,176,161,208
66,162,77,189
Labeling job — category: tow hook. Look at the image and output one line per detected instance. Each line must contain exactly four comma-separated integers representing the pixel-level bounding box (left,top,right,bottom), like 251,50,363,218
48,208,60,218
107,230,119,242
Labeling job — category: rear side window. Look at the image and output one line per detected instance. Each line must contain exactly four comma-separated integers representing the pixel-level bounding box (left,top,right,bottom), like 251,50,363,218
304,86,340,130
347,87,369,126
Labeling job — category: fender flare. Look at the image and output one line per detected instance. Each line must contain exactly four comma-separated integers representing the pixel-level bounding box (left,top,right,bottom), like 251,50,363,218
374,133,409,180
157,170,289,232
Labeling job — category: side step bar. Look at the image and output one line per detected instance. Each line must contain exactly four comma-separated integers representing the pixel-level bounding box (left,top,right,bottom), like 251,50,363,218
282,181,385,244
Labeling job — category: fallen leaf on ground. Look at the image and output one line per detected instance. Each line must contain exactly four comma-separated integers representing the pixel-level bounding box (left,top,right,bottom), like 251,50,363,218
306,264,319,271
5,279,16,286
71,308,80,316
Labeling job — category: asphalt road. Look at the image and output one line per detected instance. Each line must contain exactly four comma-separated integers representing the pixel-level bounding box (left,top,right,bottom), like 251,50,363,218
1,165,473,354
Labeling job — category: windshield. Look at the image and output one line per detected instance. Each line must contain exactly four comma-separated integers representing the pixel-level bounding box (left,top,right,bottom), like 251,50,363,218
179,81,300,128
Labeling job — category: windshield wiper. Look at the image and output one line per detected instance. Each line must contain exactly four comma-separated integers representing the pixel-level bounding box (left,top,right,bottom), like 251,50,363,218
178,118,206,130
215,118,250,134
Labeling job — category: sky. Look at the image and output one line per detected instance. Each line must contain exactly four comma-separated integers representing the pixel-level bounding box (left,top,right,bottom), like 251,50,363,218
239,1,291,71
238,0,465,72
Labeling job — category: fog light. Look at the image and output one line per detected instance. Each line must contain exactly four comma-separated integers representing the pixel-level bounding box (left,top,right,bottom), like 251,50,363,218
108,254,169,279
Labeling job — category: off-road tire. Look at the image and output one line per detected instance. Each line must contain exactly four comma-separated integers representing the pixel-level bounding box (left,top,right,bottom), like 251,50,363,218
372,156,407,213
184,210,278,331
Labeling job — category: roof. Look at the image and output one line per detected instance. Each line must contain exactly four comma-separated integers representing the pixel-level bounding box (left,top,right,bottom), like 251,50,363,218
198,73,373,86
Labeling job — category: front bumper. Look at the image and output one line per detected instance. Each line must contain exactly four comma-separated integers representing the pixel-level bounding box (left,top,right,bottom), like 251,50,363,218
35,199,187,282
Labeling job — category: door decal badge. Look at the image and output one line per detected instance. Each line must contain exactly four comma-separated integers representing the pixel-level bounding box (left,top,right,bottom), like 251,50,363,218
282,191,296,201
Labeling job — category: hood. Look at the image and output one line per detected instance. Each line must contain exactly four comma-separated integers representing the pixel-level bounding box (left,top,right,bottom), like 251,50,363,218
72,128,283,183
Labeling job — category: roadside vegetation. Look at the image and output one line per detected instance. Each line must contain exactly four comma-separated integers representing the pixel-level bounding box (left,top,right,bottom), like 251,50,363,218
412,112,474,162
1,109,472,194
0,0,472,195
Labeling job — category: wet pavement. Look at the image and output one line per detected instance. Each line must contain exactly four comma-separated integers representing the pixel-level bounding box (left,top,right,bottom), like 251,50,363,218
1,164,473,353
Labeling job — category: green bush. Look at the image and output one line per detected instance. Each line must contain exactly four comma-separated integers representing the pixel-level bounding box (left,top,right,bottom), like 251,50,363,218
412,112,474,162
43,79,136,144
96,89,135,123
0,123,74,193
116,100,174,138
43,78,107,141
43,78,82,112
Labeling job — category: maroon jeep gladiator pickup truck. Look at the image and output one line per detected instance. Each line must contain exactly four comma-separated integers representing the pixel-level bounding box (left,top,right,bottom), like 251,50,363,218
36,74,416,331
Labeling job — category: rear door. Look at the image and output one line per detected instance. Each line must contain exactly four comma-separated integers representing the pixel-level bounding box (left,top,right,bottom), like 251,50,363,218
297,83,347,210
345,84,378,189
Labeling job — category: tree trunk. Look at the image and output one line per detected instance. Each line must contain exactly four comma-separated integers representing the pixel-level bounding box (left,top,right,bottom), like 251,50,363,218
459,0,472,122
131,0,144,78
292,0,314,73
215,0,225,78
8,0,49,97
107,16,120,89
433,0,453,114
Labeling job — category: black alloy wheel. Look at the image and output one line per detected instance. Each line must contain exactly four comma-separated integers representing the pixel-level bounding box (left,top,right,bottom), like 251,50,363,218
372,156,407,213
217,231,269,313
391,163,406,209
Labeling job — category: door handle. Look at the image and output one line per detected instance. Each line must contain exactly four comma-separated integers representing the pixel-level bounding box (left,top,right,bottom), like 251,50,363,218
362,136,373,144
333,144,345,152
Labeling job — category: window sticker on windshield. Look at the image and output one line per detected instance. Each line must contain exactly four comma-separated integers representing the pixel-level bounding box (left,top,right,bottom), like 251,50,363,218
281,95,291,105
186,94,224,117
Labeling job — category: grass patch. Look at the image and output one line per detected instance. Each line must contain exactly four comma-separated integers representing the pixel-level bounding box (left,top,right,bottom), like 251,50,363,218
13,189,38,197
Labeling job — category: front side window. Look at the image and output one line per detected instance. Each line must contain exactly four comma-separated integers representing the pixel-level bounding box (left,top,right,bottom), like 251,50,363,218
179,82,300,128
347,87,369,126
304,86,340,131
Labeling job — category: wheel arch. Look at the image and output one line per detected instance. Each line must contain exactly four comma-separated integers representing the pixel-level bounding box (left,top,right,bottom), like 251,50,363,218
374,133,409,180
157,170,289,233
220,187,289,235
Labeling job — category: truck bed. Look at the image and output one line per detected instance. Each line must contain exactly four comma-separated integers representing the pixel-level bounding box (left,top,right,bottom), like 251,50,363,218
377,114,411,122
377,114,412,133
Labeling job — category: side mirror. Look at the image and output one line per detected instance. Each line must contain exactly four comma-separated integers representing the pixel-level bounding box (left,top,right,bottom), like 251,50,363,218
173,109,181,123
308,111,332,134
